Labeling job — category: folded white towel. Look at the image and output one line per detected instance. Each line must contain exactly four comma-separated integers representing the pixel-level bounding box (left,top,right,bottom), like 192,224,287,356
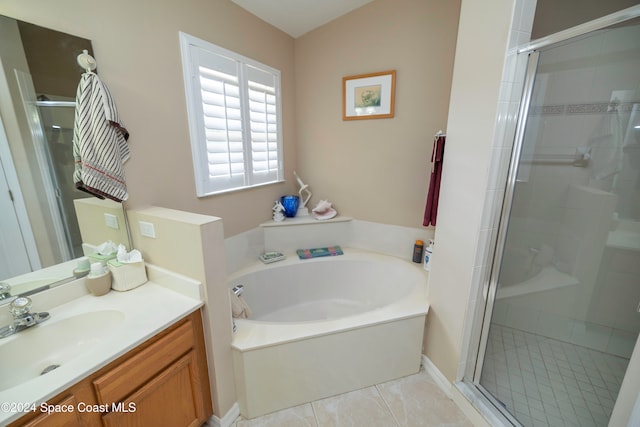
230,290,252,319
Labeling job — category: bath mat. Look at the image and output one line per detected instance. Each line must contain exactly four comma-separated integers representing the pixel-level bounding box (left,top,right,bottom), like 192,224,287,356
296,246,343,259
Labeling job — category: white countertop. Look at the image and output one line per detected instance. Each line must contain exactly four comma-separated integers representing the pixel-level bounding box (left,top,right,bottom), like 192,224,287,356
0,265,203,425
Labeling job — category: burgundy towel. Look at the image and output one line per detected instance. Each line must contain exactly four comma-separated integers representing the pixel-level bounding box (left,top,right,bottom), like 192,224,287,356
423,134,446,226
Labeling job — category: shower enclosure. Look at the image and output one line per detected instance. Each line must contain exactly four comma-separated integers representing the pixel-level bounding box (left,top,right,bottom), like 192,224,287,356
35,97,85,259
474,12,640,427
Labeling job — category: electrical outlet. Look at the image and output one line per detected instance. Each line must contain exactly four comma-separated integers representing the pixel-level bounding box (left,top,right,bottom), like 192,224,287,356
104,213,119,229
139,221,156,238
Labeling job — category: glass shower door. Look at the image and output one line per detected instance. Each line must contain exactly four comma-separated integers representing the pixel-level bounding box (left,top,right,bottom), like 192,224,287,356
478,18,640,427
36,99,86,259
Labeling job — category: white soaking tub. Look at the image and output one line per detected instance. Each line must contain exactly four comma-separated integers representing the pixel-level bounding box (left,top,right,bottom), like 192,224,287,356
228,248,429,418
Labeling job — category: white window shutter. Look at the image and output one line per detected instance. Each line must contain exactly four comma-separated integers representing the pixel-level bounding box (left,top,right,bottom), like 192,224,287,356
199,67,245,191
246,65,281,185
180,32,283,196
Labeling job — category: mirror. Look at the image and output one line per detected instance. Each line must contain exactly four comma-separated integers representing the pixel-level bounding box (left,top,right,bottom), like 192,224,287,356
0,15,130,302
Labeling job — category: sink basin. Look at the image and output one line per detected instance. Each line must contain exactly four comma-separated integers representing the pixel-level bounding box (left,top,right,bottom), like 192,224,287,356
0,310,124,391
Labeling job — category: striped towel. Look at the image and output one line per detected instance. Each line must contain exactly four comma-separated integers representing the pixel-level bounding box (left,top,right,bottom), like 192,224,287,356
73,72,130,202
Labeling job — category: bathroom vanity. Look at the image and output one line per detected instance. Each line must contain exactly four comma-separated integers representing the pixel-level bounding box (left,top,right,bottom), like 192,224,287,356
0,266,213,427
10,311,211,427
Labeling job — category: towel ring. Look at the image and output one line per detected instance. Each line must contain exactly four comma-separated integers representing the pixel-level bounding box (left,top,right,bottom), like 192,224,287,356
77,49,96,73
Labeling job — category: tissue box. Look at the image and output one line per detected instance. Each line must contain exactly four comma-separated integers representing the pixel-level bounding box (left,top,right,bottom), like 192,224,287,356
108,259,147,291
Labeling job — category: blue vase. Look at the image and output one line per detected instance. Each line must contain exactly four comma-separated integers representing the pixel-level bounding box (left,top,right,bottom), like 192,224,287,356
281,195,299,218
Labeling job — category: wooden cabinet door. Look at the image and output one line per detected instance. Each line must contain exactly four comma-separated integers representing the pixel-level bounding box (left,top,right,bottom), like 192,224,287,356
101,351,205,427
18,395,84,427
10,310,212,427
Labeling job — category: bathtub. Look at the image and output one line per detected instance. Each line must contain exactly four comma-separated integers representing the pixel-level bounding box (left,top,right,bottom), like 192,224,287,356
228,248,429,418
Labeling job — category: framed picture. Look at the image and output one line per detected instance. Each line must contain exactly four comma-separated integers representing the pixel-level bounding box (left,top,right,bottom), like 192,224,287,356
342,70,396,120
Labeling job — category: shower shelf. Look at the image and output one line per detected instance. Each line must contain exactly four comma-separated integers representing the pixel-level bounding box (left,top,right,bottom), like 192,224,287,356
606,229,640,252
261,215,352,227
496,266,580,300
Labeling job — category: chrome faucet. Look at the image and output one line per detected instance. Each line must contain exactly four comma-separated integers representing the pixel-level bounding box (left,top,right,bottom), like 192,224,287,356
231,285,244,333
0,297,50,338
232,285,244,297
0,283,11,300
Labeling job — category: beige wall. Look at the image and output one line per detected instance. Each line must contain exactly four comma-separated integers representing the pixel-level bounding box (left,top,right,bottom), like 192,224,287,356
126,206,235,418
2,0,461,234
2,0,464,415
0,0,297,238
294,0,461,229
425,0,515,381
2,0,522,409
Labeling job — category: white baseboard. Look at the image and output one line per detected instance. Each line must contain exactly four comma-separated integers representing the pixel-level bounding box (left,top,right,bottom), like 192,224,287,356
206,402,240,427
421,355,492,427
421,354,453,398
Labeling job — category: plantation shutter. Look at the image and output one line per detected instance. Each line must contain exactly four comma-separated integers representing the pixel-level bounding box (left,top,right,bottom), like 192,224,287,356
182,33,283,196
246,65,280,185
194,48,245,193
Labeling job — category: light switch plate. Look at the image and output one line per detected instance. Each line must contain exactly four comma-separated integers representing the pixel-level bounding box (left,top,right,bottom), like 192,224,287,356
104,213,119,229
139,221,156,238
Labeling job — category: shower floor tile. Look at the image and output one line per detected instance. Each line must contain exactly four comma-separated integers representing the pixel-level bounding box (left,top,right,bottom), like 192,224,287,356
481,325,631,427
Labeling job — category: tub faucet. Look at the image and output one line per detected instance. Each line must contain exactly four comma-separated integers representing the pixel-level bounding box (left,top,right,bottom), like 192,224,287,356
231,285,245,333
0,296,50,339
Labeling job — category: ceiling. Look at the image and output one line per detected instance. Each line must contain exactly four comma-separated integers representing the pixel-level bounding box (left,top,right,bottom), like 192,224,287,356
230,0,375,38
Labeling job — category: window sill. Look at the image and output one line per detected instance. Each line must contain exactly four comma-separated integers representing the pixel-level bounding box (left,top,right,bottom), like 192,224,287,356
196,179,286,198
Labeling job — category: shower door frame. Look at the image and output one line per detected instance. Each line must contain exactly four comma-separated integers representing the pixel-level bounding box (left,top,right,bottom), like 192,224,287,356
15,70,73,262
472,47,539,383
461,5,640,426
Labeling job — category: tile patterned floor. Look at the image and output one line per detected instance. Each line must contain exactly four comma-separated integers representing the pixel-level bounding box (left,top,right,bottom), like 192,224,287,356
232,369,473,427
481,325,631,427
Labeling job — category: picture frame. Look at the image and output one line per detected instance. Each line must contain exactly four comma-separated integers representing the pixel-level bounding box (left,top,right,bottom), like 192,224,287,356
342,70,396,120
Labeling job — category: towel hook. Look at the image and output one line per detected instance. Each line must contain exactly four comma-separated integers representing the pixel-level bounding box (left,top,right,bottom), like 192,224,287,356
77,49,96,73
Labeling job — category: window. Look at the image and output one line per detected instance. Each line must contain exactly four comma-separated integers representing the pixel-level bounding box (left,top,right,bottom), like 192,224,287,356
179,32,284,196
